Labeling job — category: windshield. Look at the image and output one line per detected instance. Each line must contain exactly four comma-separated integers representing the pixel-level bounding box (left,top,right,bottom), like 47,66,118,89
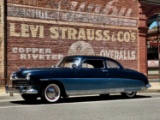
56,57,80,68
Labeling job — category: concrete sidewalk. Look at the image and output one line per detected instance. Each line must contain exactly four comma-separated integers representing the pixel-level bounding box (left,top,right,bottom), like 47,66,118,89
144,82,160,93
0,82,160,97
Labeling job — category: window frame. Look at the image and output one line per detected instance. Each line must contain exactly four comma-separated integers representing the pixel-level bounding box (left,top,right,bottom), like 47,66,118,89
80,59,105,69
105,59,121,69
57,57,80,68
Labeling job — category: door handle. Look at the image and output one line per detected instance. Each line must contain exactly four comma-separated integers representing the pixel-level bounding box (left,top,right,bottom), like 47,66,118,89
102,70,108,72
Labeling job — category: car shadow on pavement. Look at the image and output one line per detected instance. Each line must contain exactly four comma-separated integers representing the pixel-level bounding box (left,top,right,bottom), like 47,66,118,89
10,94,151,105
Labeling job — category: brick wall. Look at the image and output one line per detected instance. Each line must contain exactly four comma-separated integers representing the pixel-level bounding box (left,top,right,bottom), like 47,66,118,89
1,0,157,85
5,0,139,84
138,2,160,75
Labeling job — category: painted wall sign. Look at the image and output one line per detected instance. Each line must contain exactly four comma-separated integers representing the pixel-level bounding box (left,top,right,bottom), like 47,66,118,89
8,6,138,27
7,0,139,73
9,23,137,43
100,50,136,60
7,0,138,17
8,22,137,61
12,47,63,60
68,41,136,60
68,41,95,55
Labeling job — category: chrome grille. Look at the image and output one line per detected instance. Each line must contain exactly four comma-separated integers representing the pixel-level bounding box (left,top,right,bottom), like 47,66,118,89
12,80,29,87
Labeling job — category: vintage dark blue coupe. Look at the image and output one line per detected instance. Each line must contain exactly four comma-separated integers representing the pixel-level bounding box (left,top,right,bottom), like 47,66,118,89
6,55,151,103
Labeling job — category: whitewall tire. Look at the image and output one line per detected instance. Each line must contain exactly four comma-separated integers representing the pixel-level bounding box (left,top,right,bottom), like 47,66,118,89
41,84,61,103
122,92,137,98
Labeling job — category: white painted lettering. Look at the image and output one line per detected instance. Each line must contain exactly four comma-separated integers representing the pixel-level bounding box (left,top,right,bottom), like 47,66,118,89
50,27,59,39
26,48,32,53
20,54,26,59
10,23,44,38
10,23,20,37
78,2,86,12
19,48,25,53
21,24,29,37
68,28,77,40
45,49,51,54
12,48,18,53
32,48,39,53
100,50,136,60
70,1,78,11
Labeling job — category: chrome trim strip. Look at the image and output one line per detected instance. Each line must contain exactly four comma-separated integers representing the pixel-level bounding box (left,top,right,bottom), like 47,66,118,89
40,79,49,81
11,78,26,81
5,85,38,94
146,84,151,88
20,89,38,94
66,87,146,96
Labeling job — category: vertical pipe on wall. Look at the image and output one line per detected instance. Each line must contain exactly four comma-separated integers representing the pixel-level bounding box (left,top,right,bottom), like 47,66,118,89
3,0,7,85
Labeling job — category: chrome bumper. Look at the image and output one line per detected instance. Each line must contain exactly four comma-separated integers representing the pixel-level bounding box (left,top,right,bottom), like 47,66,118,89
146,84,151,88
5,85,38,95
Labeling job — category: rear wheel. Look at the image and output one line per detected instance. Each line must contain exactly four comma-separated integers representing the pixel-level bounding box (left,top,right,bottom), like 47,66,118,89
21,94,38,102
121,92,137,98
41,84,61,103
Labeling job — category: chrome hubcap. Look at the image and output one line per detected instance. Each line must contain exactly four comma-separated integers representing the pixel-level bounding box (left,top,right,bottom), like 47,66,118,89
45,84,60,102
46,87,57,99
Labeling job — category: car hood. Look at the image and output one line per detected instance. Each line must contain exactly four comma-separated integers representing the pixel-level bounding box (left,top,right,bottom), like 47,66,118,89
15,67,59,78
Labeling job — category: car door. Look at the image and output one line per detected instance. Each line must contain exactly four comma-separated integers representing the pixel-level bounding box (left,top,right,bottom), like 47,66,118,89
75,59,110,95
55,57,80,93
106,59,130,89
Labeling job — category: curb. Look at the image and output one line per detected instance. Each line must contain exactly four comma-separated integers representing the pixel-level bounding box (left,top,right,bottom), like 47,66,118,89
140,89,160,93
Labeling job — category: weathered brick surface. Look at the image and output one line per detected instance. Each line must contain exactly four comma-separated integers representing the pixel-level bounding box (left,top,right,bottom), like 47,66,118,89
138,2,160,75
0,78,5,87
7,0,139,77
0,0,160,86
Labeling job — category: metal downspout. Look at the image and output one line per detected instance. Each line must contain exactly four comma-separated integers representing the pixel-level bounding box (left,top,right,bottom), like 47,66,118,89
4,0,7,85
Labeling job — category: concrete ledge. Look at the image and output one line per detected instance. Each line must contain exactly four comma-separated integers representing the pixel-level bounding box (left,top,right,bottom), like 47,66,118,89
140,89,160,93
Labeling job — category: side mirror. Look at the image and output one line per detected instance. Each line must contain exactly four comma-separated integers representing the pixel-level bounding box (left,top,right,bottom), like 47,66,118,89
72,64,77,69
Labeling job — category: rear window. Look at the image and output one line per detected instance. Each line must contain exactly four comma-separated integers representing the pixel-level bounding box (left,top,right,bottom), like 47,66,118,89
106,60,120,69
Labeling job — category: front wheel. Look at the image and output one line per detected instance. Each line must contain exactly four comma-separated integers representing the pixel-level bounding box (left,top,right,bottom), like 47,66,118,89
41,84,61,103
121,92,137,98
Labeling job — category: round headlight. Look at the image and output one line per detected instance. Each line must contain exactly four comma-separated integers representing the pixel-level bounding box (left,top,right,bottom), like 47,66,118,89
26,73,31,81
10,73,14,81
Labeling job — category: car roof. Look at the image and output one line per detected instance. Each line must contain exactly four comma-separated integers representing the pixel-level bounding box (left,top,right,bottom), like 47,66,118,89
66,55,119,60
64,55,108,60
64,55,123,67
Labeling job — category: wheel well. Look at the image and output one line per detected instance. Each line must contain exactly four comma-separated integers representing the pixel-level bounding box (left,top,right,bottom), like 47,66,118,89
40,81,67,97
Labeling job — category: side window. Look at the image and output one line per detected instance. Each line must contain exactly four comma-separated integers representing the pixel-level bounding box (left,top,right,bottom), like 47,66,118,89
106,60,120,69
81,59,104,68
58,58,80,68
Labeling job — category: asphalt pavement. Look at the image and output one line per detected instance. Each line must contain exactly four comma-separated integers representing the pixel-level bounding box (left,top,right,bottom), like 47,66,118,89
0,93,160,120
